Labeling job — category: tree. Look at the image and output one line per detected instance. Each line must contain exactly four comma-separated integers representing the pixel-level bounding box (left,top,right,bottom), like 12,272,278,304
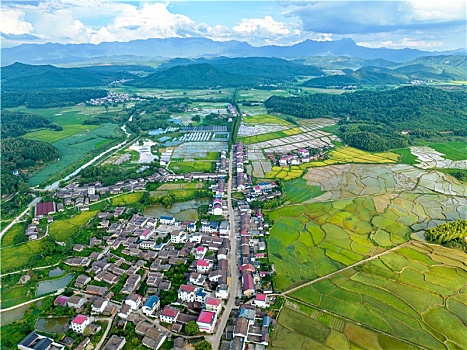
185,321,199,335
13,232,28,245
40,236,56,256
195,340,212,350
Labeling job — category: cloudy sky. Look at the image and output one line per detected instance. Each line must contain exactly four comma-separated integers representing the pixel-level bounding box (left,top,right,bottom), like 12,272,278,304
1,0,465,51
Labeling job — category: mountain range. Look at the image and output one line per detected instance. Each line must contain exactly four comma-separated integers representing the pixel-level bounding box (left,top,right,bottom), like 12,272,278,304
2,37,465,66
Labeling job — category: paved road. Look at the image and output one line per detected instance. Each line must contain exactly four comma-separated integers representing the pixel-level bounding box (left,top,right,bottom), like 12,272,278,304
210,148,238,350
284,241,411,295
94,315,115,350
0,196,41,240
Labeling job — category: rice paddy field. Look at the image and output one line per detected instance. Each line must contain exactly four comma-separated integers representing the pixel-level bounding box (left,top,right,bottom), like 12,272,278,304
267,164,467,291
242,114,293,126
1,239,43,272
239,128,302,145
287,242,467,350
169,161,214,173
110,193,143,206
271,300,417,350
406,145,467,170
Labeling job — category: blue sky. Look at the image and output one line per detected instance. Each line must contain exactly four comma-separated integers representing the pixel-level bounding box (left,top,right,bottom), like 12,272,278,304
1,1,465,51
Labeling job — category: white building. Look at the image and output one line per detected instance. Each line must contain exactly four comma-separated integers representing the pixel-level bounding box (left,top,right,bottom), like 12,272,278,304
124,294,142,310
178,284,197,303
142,295,160,316
71,315,92,334
160,305,180,323
197,310,217,333
171,230,187,244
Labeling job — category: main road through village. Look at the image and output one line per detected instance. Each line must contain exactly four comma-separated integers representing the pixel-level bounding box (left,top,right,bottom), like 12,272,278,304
209,148,238,349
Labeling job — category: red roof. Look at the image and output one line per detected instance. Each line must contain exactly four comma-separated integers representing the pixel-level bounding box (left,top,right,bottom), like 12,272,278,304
54,296,69,306
238,264,255,272
206,297,221,306
256,293,266,301
197,259,210,267
180,284,196,293
72,314,88,325
242,273,255,291
35,201,55,216
197,246,206,251
197,310,215,324
141,229,151,237
161,305,179,318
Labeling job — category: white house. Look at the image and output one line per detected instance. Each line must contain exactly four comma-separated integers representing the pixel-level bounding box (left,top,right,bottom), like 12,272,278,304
178,284,197,303
140,241,155,250
215,284,229,299
124,294,142,310
197,310,217,333
194,246,207,260
219,221,229,236
196,259,212,274
171,230,187,244
254,293,268,308
142,295,160,316
160,305,179,324
118,304,131,319
159,216,175,225
91,298,108,314
189,234,202,243
194,288,208,303
71,315,92,334
205,297,222,314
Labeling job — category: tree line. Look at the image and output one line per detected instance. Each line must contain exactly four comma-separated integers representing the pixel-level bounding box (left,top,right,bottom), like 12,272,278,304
1,110,61,138
2,89,108,108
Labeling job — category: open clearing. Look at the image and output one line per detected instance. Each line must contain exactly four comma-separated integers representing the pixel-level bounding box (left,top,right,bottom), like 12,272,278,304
287,242,467,350
48,210,98,242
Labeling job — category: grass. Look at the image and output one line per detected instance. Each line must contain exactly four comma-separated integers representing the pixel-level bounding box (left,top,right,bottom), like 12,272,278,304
1,223,25,247
429,141,467,161
392,148,419,165
1,239,43,272
48,210,98,241
288,243,467,350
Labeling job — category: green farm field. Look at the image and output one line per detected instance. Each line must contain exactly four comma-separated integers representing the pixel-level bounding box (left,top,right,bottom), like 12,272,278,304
1,239,42,272
241,113,293,126
1,223,25,248
48,210,98,241
239,128,302,145
288,242,467,350
429,142,467,161
111,192,143,206
392,148,420,165
168,160,214,173
271,300,415,350
23,124,100,143
29,123,122,186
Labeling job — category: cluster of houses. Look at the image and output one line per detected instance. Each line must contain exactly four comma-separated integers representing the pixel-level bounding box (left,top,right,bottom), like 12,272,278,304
216,150,227,174
86,92,143,106
237,206,272,297
235,142,252,191
273,147,323,166
53,204,234,345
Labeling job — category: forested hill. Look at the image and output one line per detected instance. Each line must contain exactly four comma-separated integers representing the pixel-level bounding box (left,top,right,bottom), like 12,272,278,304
1,138,60,194
1,63,143,90
265,86,467,151
126,58,323,88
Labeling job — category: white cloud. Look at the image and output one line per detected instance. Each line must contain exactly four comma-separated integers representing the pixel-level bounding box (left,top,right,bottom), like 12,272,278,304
357,38,444,50
1,7,33,35
233,16,290,35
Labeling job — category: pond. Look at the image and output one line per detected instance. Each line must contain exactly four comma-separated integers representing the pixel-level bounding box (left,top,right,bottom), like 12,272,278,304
35,274,74,297
35,317,70,334
48,267,65,277
144,199,209,222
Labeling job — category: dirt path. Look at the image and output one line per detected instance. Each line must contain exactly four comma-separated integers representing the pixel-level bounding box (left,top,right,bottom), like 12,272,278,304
284,241,411,295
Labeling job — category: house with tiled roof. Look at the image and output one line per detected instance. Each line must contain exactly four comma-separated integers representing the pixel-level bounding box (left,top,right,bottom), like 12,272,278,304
160,305,179,324
71,315,92,333
197,310,217,333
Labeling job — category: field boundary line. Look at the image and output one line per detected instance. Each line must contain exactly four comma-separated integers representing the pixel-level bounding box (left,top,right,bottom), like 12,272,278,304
283,241,412,295
284,296,428,350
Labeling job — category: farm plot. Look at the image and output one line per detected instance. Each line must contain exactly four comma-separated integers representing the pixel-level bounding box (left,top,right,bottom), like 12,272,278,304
242,114,293,126
267,172,466,290
407,146,467,169
28,123,121,186
271,300,415,350
303,164,467,201
264,166,304,181
257,130,339,154
297,118,338,132
288,242,467,350
170,141,227,161
48,210,98,242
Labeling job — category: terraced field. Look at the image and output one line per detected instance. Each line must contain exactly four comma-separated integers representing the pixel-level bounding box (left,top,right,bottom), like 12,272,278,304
287,243,467,350
267,164,467,290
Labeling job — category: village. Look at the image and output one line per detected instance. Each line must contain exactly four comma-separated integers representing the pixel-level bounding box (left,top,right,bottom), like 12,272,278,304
16,143,280,350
